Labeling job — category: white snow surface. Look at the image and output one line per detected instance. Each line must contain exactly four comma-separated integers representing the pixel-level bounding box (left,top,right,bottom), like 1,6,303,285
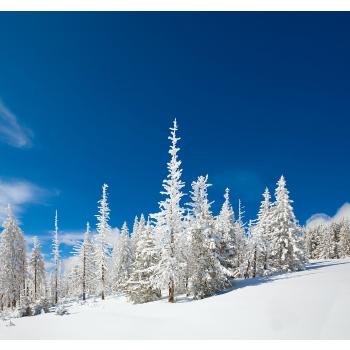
1,259,349,339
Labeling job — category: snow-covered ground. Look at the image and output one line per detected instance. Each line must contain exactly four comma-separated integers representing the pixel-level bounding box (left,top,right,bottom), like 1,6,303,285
1,259,350,339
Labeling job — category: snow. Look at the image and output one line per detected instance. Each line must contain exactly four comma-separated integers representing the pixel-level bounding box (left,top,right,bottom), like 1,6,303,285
1,259,350,339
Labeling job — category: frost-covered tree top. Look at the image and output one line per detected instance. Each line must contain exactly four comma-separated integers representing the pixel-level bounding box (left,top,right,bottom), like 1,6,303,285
156,118,185,223
0,205,27,306
187,175,213,221
218,188,234,224
96,183,112,240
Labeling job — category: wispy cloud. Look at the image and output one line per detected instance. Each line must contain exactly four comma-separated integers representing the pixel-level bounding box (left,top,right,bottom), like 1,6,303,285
0,178,55,223
59,231,85,246
0,100,33,148
306,202,350,229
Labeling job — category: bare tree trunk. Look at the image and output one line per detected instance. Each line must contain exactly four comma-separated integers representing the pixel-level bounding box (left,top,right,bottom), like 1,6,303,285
244,260,250,279
83,253,86,301
168,278,175,303
253,247,257,278
101,265,105,300
34,263,37,300
55,267,58,304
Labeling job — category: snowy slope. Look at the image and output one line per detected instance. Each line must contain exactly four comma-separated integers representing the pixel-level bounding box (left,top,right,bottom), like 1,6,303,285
1,259,350,339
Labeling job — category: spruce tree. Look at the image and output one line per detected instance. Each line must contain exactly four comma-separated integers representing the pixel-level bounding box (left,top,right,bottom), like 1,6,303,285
112,222,132,292
52,210,60,305
0,205,27,309
125,218,160,303
215,188,236,275
95,183,112,300
72,222,96,300
151,119,185,303
269,176,306,272
29,236,46,302
187,175,230,299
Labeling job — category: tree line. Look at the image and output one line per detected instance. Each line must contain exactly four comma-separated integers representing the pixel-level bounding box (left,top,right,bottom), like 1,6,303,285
1,119,349,316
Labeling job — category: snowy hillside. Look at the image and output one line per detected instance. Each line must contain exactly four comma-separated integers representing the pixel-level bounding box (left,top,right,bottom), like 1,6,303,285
1,258,349,339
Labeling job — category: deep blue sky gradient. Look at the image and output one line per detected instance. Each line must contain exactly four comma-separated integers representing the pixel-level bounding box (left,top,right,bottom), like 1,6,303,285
0,12,349,257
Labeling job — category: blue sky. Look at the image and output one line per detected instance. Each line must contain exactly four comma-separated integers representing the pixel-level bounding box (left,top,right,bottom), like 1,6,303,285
0,12,350,261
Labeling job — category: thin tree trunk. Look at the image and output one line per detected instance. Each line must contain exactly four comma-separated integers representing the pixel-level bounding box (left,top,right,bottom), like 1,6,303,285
34,263,37,300
253,247,257,278
168,278,175,303
55,267,58,304
83,253,86,301
101,265,105,300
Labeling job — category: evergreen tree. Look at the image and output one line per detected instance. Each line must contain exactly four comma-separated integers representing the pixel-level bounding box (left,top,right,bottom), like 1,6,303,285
215,188,236,275
125,218,160,303
130,215,139,258
329,222,342,259
52,210,60,304
0,205,27,310
340,220,350,257
305,224,323,259
29,236,46,302
72,222,96,300
112,222,132,292
234,199,246,273
187,175,230,299
253,187,273,275
95,183,112,300
269,176,306,272
151,119,185,303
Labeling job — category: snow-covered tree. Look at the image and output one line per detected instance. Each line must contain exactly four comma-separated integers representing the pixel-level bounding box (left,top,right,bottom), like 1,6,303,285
95,183,112,300
130,215,139,258
125,218,160,303
269,176,306,272
151,119,186,303
72,222,96,300
305,224,324,259
215,188,236,275
111,222,132,292
234,199,247,273
186,175,230,299
253,187,273,275
0,205,27,310
29,236,46,302
52,210,60,304
239,220,256,279
340,220,350,258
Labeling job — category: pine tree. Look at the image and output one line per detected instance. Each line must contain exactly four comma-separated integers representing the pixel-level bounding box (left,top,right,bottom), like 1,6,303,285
187,175,230,299
240,220,256,279
130,215,139,258
0,205,27,310
125,218,161,303
95,183,112,300
151,119,185,303
340,219,350,258
305,224,323,259
329,222,342,259
234,199,246,273
269,176,306,272
72,222,96,300
215,188,236,275
111,222,132,292
52,210,60,304
253,187,273,275
29,237,46,302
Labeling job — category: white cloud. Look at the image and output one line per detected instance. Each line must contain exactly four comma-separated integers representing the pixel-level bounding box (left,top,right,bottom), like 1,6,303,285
59,231,85,246
62,256,79,273
0,179,53,223
0,100,33,148
306,202,350,229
